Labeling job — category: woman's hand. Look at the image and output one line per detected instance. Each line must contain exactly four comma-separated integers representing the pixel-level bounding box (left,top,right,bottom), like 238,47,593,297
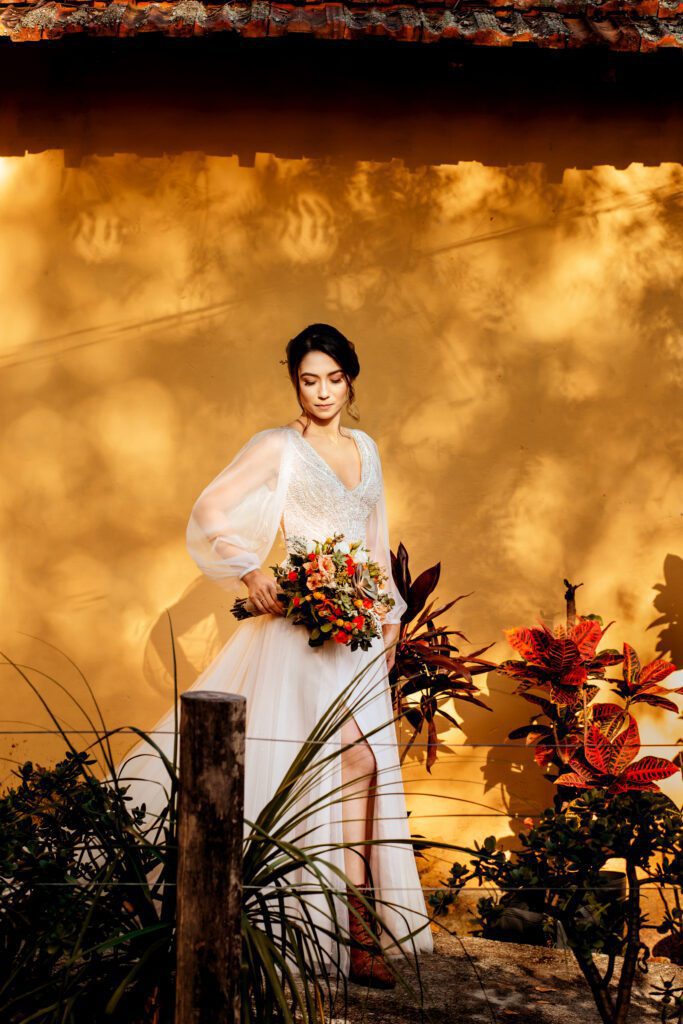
382,622,400,673
242,568,284,616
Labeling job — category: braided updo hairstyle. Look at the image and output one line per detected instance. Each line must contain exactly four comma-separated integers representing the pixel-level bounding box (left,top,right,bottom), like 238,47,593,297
282,323,361,424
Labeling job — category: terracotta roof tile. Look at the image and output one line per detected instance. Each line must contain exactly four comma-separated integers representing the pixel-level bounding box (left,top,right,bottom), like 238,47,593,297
1,0,683,46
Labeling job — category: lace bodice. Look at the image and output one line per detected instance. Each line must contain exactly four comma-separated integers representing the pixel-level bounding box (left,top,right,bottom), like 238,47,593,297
281,428,381,550
186,422,407,622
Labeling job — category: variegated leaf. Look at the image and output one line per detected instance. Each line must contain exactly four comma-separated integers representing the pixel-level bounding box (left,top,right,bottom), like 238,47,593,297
638,658,678,688
630,694,679,714
583,723,611,773
570,618,603,660
619,756,679,788
554,772,592,788
622,642,642,693
609,715,640,775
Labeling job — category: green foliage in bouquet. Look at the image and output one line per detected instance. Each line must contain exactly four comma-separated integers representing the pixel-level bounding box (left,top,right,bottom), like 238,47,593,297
233,533,395,650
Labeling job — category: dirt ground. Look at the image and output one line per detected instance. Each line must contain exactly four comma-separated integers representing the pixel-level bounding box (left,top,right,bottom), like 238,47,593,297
315,929,683,1024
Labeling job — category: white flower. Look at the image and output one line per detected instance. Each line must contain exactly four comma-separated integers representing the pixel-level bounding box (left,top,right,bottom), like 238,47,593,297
335,540,351,555
354,546,370,563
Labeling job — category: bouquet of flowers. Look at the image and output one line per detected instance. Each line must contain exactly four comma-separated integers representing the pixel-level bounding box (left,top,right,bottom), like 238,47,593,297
230,532,395,649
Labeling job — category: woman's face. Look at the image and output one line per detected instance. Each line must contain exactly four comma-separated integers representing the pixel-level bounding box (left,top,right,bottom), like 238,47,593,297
296,350,349,422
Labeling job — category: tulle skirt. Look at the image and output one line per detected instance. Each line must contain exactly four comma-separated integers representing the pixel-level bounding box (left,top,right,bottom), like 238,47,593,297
116,612,434,977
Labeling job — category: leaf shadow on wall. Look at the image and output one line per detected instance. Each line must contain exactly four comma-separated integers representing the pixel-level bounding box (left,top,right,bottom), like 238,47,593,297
650,553,683,670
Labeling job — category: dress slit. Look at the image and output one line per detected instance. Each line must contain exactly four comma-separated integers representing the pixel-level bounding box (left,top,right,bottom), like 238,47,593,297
337,701,380,889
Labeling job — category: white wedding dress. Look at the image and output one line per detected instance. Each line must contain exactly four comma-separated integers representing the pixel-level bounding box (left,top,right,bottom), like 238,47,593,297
118,424,434,975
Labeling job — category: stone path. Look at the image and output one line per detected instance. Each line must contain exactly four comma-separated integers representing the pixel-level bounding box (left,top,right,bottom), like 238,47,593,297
310,931,682,1024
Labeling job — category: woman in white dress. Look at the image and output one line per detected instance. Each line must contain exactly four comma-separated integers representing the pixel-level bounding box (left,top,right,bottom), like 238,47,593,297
121,323,434,988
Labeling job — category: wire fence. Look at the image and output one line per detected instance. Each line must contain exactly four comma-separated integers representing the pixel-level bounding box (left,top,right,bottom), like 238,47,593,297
2,729,682,747
3,719,682,896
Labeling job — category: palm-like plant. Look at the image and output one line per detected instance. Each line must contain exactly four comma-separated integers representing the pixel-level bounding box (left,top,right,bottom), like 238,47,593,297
0,617,452,1023
389,542,495,771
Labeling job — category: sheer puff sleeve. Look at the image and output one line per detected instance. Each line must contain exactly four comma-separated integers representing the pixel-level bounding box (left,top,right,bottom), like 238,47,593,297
364,435,407,626
186,428,291,595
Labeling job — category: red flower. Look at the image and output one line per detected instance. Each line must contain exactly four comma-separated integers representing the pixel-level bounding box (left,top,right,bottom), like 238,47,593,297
343,621,354,631
287,570,298,581
307,553,316,561
352,615,365,629
334,631,349,644
362,598,373,608
293,597,300,606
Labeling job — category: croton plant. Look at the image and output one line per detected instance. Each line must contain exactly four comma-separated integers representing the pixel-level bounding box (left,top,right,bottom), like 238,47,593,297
431,581,683,1024
498,582,681,805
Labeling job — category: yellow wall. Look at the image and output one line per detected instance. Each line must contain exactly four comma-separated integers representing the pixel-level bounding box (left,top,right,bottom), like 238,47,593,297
0,147,681,892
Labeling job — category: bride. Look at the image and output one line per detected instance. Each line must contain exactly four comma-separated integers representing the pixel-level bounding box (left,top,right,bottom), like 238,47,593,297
120,323,434,988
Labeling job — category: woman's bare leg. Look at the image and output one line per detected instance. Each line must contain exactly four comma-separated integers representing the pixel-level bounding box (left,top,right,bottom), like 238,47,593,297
340,712,378,887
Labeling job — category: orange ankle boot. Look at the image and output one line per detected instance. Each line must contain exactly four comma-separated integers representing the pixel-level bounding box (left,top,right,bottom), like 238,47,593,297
346,885,396,989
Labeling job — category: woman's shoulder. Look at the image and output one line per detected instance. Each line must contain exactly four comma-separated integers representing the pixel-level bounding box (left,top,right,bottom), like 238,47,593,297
233,425,293,459
352,427,378,452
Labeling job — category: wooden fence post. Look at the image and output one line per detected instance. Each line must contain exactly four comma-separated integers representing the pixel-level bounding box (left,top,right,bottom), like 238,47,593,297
175,691,246,1024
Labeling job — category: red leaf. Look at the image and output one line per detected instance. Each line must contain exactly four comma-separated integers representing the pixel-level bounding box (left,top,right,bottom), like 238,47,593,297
622,643,641,693
609,716,640,775
546,637,581,675
549,681,583,708
503,627,550,665
589,649,624,669
592,703,628,739
554,772,591,788
567,756,599,783
556,733,582,764
631,694,679,714
534,740,556,768
611,780,658,794
571,618,603,660
562,665,589,689
426,717,438,773
583,723,611,773
619,756,679,788
638,658,678,688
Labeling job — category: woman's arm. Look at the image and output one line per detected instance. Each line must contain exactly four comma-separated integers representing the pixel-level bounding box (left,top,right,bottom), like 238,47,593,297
186,428,289,599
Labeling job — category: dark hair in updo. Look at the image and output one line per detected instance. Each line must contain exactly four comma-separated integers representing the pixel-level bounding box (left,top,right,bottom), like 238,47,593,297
282,323,360,421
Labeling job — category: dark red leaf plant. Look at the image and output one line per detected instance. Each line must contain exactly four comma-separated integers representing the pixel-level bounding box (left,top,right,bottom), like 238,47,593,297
388,542,496,773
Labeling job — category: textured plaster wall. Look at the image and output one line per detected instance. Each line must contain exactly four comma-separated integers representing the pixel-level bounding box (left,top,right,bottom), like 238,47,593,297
0,141,681,888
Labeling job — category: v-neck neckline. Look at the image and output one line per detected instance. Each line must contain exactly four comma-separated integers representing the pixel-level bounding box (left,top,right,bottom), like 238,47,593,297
286,426,365,493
